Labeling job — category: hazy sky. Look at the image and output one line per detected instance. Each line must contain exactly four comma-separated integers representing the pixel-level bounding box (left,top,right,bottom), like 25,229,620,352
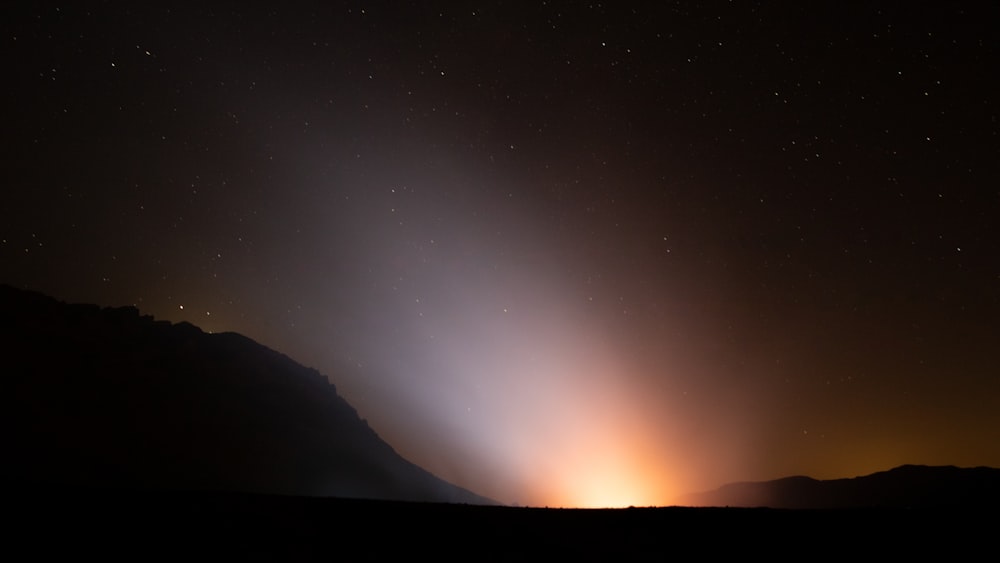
3,2,998,507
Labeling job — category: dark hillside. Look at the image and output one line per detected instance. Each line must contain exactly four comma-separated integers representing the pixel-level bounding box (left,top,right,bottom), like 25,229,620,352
0,284,493,505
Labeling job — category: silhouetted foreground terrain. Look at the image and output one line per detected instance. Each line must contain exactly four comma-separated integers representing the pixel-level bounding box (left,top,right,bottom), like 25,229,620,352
0,284,492,504
5,485,991,560
682,464,1000,509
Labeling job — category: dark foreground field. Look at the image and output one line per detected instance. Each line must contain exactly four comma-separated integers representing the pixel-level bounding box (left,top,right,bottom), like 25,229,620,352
5,486,989,560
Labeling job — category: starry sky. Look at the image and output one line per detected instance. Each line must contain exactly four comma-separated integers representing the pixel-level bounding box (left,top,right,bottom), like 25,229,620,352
3,2,999,507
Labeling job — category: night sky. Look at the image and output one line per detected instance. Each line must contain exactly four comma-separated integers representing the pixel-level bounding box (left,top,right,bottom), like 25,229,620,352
3,2,998,508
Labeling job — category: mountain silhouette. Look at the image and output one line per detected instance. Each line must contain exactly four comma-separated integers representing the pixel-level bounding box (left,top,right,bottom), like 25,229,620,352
0,284,495,504
680,464,1000,509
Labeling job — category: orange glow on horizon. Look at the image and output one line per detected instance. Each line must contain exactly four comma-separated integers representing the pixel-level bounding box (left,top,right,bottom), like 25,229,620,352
390,289,711,510
546,458,676,509
516,383,680,508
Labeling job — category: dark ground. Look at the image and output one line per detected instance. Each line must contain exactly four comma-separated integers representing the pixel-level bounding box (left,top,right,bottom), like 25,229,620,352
4,486,990,560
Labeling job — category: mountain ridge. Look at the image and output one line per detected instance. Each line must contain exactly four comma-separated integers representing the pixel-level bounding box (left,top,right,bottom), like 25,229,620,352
0,284,496,505
680,464,1000,509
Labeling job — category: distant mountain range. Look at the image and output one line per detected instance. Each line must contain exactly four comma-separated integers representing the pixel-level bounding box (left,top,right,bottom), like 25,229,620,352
680,464,1000,509
0,284,495,505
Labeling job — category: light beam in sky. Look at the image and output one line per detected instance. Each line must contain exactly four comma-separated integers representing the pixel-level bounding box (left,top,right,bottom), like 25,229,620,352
335,221,687,506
